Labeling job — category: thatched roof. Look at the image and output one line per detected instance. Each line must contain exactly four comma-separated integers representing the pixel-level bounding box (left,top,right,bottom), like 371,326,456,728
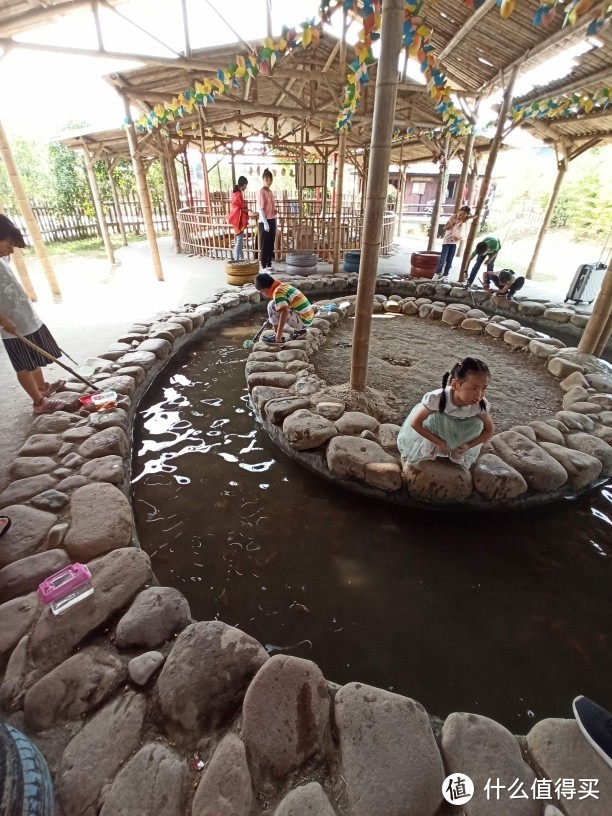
4,0,612,152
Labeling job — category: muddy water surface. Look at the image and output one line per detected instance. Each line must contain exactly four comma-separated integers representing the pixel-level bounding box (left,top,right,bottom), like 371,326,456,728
132,314,612,733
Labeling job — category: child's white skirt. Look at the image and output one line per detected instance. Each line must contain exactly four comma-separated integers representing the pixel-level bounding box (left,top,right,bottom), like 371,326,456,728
397,406,484,470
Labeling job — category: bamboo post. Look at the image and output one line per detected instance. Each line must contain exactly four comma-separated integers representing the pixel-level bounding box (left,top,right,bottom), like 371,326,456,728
168,146,182,213
578,254,612,355
106,159,128,246
159,138,181,253
182,150,194,208
525,143,568,280
229,145,236,190
333,10,349,274
593,307,612,357
452,129,476,259
0,200,37,301
122,98,164,281
395,139,404,237
427,135,450,251
460,65,519,280
397,163,406,237
298,124,304,235
81,143,116,266
0,118,61,299
198,113,212,212
350,0,404,392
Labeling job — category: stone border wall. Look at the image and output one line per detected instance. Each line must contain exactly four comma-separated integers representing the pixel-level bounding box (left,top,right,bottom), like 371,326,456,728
0,274,611,816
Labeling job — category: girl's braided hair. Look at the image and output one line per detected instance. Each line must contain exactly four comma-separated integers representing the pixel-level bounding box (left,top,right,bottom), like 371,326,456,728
439,357,490,413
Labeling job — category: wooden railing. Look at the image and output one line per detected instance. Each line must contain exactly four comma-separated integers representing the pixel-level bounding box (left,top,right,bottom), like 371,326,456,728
176,207,397,262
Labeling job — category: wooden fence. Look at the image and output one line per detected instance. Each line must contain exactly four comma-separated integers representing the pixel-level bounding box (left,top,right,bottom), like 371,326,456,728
4,194,170,246
177,206,397,262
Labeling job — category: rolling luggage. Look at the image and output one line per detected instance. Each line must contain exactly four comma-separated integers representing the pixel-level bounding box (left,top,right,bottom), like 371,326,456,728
564,262,607,304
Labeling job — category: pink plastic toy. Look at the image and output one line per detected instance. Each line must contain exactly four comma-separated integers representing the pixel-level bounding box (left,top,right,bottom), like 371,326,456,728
37,563,94,615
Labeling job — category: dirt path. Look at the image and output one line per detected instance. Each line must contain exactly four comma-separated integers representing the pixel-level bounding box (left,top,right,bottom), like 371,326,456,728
313,315,563,431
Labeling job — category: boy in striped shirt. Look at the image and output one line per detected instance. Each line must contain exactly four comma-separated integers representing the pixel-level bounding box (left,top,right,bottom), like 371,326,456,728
255,273,314,343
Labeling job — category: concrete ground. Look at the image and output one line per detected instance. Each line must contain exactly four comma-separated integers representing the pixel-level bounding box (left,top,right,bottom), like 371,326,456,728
0,234,592,490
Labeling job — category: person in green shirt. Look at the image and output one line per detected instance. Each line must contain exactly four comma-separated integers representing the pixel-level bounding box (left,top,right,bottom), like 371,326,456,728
465,236,501,288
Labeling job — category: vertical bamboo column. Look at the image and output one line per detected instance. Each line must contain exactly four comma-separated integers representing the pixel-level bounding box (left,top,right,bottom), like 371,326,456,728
333,10,349,273
395,139,404,237
229,146,236,190
593,308,612,357
298,124,304,236
122,98,164,281
159,138,181,253
578,254,612,355
81,143,116,266
453,128,476,259
168,146,182,213
0,118,61,299
350,0,404,391
198,109,212,212
0,200,37,301
526,144,568,280
427,135,450,251
106,159,128,247
460,66,518,279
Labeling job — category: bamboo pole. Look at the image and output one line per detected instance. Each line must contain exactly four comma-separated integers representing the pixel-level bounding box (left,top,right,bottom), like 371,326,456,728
298,124,304,236
198,110,212,212
593,307,612,357
81,143,116,266
350,0,404,392
122,98,164,282
526,144,568,280
106,159,128,247
395,140,404,237
0,201,37,301
159,139,181,253
453,129,476,258
0,118,61,299
182,149,194,208
168,146,182,213
397,162,406,237
333,11,349,274
460,66,519,280
427,135,450,252
578,254,612,355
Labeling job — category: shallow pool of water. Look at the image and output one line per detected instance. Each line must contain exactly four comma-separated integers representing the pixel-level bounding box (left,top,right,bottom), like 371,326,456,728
132,314,612,733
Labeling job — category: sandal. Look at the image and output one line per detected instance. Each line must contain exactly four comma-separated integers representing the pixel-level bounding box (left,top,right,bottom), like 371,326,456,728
262,333,285,345
0,516,11,539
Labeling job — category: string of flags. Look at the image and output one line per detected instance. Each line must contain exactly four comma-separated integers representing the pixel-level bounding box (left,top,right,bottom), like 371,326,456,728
510,86,611,122
132,19,322,135
321,0,472,135
131,0,612,142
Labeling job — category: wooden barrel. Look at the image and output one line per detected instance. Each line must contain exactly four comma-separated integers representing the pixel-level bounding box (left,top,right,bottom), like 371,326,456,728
410,251,439,279
225,259,259,286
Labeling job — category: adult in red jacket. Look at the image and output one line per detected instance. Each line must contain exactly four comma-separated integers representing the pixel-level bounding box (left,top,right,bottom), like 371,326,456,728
228,176,249,260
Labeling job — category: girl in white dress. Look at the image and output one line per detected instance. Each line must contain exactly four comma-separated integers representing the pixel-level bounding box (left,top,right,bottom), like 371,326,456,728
397,357,494,470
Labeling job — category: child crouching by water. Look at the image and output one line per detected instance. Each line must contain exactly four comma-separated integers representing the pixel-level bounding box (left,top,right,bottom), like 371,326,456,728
397,357,494,470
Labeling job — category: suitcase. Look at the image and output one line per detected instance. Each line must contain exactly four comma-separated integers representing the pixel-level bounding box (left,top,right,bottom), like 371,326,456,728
565,262,607,304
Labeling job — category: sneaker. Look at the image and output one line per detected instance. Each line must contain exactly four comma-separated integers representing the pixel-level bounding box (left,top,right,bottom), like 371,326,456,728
289,329,307,340
573,696,612,768
33,397,67,415
462,283,472,290
432,273,444,281
40,379,66,397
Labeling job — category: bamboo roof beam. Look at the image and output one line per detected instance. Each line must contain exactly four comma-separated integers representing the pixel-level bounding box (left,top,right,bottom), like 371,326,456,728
479,0,610,93
518,65,612,106
437,0,497,62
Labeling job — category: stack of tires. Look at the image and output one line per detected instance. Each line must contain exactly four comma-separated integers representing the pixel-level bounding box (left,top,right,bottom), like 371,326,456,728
225,259,259,286
343,250,361,274
286,251,318,277
410,251,440,279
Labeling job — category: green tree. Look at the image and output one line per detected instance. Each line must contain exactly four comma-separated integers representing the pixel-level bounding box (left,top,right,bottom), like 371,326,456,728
48,143,91,216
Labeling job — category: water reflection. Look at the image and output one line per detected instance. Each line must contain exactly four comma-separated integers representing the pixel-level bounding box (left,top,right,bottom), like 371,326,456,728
132,315,612,732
